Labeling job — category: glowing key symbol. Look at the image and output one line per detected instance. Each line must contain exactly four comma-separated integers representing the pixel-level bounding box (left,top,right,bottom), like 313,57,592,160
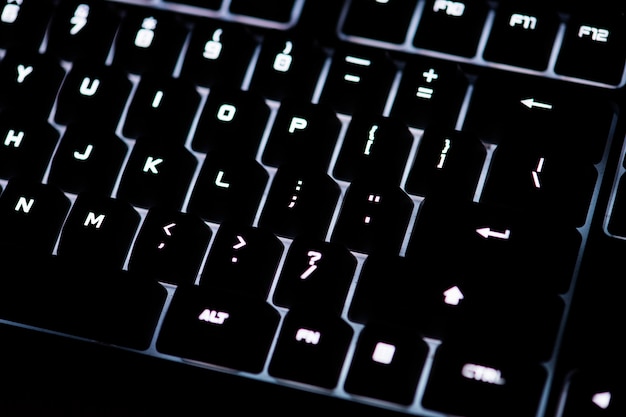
532,157,545,189
231,235,246,263
157,222,176,249
443,285,464,306
592,392,611,409
364,194,381,224
215,170,230,188
364,125,378,156
300,250,322,280
372,342,396,364
288,180,303,209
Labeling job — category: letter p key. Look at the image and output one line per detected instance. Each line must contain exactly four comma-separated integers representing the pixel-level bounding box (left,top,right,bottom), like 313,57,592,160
288,117,308,134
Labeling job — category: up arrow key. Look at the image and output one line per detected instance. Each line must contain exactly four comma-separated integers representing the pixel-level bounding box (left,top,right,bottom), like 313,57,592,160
476,227,511,240
520,98,553,110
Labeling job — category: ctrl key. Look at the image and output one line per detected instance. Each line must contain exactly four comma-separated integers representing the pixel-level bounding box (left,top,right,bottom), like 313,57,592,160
422,341,546,417
157,285,280,373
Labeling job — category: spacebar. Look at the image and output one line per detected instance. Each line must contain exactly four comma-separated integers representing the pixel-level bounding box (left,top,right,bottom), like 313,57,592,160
0,247,167,350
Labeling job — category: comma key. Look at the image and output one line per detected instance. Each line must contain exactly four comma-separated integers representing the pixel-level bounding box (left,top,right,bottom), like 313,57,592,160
157,285,280,373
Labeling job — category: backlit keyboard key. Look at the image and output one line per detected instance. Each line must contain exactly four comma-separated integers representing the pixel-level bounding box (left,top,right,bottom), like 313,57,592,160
483,4,559,70
268,308,353,388
413,0,488,57
258,165,340,240
262,98,340,171
333,113,413,184
272,237,356,314
116,141,197,210
0,51,65,117
344,323,428,404
0,178,70,254
46,1,121,63
0,0,54,50
341,0,418,44
481,140,597,226
129,207,212,286
200,222,283,299
405,127,486,200
55,61,132,130
249,32,325,101
122,73,201,143
57,192,140,270
112,8,187,75
0,250,167,350
331,179,413,254
319,45,396,115
0,114,59,181
187,153,268,225
555,10,626,85
390,56,469,129
422,341,547,417
191,87,270,156
180,19,256,88
47,123,127,195
157,285,280,373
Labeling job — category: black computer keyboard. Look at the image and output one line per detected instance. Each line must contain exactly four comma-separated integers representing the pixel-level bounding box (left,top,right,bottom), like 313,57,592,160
0,1,625,416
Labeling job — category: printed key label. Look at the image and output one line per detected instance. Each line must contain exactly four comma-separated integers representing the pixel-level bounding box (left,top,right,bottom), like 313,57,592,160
204,29,223,60
1,1,20,24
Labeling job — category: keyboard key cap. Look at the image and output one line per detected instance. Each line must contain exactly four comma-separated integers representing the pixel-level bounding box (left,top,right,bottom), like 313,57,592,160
348,252,564,355
180,19,256,88
272,237,356,314
122,73,201,143
413,0,489,57
333,113,413,184
0,178,70,254
187,153,268,225
191,87,270,156
407,198,581,295
129,207,212,286
390,56,469,129
555,10,626,85
422,340,547,417
341,0,418,44
249,32,325,101
200,222,283,299
157,285,280,373
331,179,413,254
405,127,486,199
0,50,65,117
0,249,167,350
112,8,187,75
319,45,396,115
57,192,140,270
229,0,296,23
258,165,340,240
0,0,54,51
344,323,428,405
481,139,597,226
268,308,353,388
47,123,128,195
0,114,59,181
116,141,197,210
463,72,614,163
46,1,121,63
483,4,559,70
261,98,341,171
560,369,626,417
55,61,132,130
